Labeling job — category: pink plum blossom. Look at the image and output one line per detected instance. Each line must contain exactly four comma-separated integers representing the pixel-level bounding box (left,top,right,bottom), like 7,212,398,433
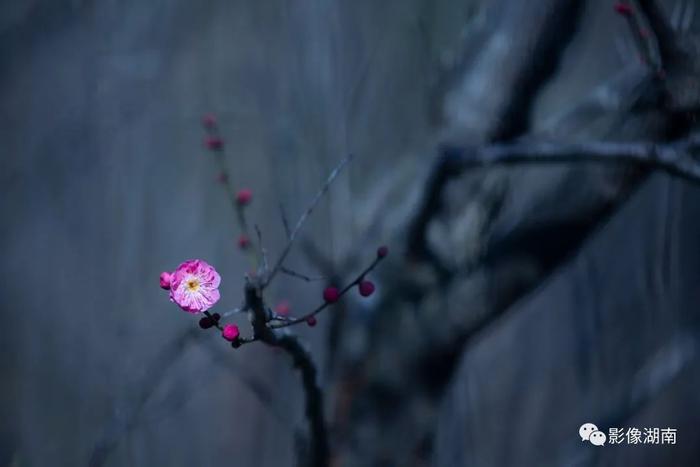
169,259,221,313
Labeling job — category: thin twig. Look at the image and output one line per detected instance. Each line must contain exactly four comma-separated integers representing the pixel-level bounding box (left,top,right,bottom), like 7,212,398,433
204,121,257,267
280,266,325,282
270,255,384,329
279,202,292,239
618,0,657,70
255,224,268,274
263,155,354,288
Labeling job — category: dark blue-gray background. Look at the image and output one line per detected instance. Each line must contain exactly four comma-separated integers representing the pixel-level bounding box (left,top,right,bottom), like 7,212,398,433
1,1,699,466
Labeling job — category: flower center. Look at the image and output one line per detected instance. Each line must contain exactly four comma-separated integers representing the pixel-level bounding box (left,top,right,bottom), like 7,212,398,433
186,278,200,292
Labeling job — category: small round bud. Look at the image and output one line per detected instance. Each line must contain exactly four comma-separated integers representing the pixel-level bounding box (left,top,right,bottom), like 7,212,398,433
159,271,172,290
306,316,317,327
235,188,253,206
211,313,221,322
204,136,223,150
323,286,340,303
377,245,389,258
202,113,218,128
222,324,240,342
613,2,633,16
275,301,290,315
358,280,375,297
198,317,213,329
238,234,251,250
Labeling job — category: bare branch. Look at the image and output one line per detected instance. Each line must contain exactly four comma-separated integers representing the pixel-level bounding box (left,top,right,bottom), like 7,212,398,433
439,134,700,182
264,155,354,288
280,266,325,282
242,284,329,467
273,333,328,467
270,254,385,329
279,202,292,239
254,224,268,274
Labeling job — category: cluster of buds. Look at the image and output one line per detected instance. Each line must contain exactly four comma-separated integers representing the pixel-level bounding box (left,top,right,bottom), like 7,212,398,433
160,113,389,348
201,113,256,253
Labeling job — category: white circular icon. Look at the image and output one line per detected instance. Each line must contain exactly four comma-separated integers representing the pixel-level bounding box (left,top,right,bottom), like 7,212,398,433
579,423,598,441
589,430,607,446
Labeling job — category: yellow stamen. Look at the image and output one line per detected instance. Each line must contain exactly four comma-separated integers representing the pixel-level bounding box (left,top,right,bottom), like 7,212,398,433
186,278,200,292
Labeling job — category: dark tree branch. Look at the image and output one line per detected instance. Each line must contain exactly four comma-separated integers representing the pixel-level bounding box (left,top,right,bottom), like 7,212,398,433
274,334,328,467
439,134,700,183
242,283,329,467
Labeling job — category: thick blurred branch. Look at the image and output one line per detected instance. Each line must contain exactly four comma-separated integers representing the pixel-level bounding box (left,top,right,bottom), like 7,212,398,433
329,0,700,464
637,0,687,69
408,0,587,264
439,134,700,182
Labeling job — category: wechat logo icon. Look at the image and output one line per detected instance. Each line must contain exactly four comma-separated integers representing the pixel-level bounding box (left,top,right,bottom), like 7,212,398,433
580,423,606,446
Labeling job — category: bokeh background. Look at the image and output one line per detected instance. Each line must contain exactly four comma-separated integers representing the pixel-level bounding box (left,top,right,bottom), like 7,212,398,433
2,0,699,466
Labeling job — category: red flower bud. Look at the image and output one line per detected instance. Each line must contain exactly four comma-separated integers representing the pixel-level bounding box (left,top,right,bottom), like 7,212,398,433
198,317,214,329
235,188,252,206
358,280,375,297
204,136,223,150
222,324,240,342
306,316,317,327
238,234,251,250
323,286,340,303
613,2,633,16
275,301,291,315
159,271,173,290
377,245,389,258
